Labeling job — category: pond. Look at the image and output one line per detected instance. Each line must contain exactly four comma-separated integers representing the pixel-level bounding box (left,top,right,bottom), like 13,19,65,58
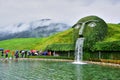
0,60,120,80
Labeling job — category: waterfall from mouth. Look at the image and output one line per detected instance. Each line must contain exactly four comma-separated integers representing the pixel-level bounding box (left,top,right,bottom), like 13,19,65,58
75,38,84,62
73,38,86,64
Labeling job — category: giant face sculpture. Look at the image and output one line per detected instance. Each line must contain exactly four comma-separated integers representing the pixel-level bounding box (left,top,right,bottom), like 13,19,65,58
73,16,108,50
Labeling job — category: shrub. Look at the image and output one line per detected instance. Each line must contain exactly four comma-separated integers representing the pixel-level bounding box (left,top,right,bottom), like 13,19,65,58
93,41,120,51
46,43,74,51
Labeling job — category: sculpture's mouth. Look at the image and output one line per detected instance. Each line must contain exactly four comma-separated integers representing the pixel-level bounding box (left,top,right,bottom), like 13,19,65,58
79,35,83,38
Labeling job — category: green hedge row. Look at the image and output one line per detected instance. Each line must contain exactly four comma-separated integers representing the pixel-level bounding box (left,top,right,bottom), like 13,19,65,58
46,43,74,51
92,41,120,51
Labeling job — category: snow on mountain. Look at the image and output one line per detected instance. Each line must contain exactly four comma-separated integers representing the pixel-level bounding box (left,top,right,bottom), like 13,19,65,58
30,19,52,29
0,22,30,33
0,19,70,40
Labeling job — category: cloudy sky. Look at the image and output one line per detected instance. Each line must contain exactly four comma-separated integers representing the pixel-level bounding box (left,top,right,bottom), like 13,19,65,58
0,0,120,26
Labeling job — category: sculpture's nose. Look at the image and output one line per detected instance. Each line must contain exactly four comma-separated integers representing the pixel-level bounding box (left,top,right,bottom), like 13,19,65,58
73,20,98,38
79,23,85,37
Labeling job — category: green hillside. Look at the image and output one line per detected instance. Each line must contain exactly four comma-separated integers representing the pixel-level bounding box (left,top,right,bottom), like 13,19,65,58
103,23,120,42
0,28,74,50
93,23,120,51
0,23,120,51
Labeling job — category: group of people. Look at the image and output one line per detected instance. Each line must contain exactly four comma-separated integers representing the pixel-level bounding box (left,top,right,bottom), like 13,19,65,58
0,49,53,60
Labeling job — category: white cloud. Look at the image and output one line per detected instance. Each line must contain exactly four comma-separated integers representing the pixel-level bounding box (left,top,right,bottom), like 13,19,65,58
0,0,120,27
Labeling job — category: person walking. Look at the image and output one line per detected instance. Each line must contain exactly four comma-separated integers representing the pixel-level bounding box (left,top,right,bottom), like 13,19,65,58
11,51,15,59
5,52,8,58
21,50,25,58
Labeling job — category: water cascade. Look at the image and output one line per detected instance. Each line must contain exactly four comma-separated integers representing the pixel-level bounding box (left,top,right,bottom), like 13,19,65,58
75,38,84,62
73,38,86,64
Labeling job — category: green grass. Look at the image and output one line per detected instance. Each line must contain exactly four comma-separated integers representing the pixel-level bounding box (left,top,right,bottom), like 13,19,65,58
0,28,74,51
0,38,43,50
103,23,120,42
34,28,74,50
92,23,120,51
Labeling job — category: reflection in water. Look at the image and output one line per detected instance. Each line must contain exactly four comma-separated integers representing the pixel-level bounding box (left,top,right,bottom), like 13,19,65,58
75,65,83,80
0,60,120,80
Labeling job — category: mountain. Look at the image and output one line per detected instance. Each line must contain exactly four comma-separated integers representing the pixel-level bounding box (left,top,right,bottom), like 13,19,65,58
0,19,70,40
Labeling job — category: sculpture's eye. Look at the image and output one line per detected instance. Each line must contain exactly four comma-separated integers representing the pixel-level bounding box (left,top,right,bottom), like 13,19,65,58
88,22,96,27
75,24,80,29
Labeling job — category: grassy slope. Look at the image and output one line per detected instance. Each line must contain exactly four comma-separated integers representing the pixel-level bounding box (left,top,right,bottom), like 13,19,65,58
34,28,74,50
92,23,120,51
0,28,73,50
103,23,120,42
0,23,120,51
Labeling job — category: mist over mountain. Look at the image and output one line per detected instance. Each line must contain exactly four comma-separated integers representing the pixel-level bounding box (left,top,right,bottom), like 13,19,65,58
0,19,70,40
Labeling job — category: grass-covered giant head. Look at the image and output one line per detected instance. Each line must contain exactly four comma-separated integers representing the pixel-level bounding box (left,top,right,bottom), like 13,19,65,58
73,15,108,50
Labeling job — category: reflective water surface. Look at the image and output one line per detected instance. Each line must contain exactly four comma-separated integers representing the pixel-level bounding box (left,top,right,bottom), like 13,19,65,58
0,60,120,80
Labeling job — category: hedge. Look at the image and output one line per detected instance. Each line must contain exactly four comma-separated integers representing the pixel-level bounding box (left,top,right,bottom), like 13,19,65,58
92,41,120,51
46,43,74,51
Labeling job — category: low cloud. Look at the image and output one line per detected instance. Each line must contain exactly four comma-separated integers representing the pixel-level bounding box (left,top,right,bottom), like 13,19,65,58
0,0,120,27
